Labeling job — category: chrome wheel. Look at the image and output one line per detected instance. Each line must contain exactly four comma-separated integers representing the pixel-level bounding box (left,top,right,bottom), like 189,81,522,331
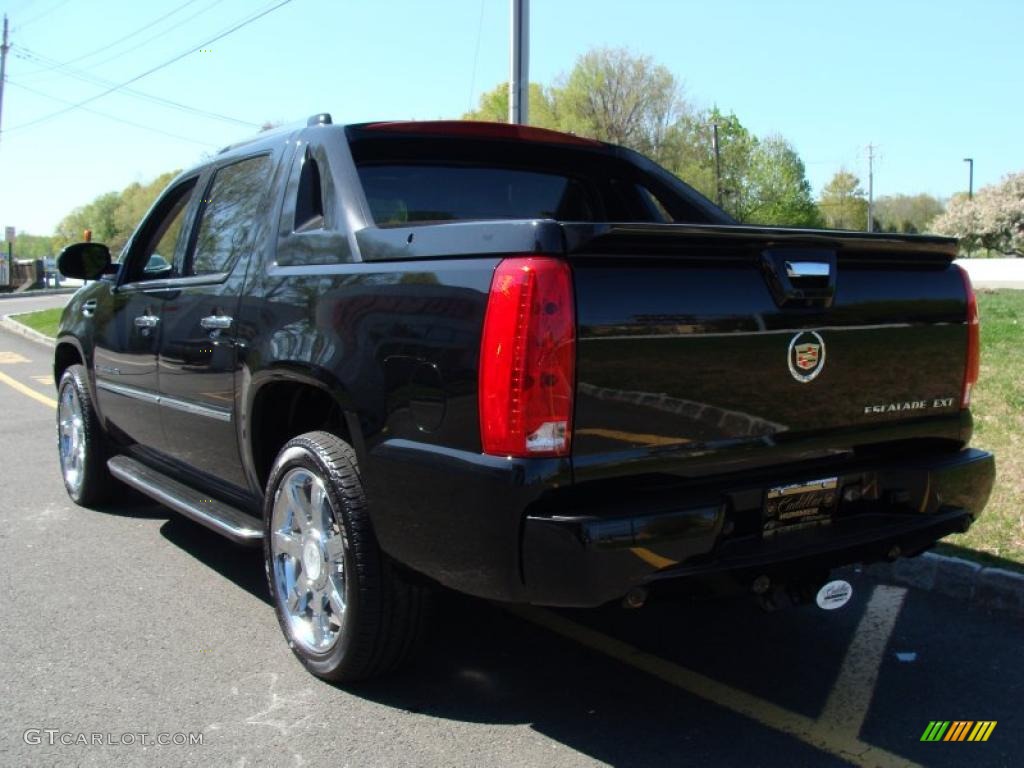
58,381,87,495
270,467,348,654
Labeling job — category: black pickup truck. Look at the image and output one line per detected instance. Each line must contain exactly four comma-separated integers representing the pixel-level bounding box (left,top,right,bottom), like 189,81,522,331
55,115,994,681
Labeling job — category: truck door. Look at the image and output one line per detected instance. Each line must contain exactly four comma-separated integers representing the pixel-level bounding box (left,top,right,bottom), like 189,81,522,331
92,176,199,452
156,152,275,491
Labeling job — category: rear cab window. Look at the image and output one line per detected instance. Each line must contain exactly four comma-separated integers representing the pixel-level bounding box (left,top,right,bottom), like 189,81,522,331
346,126,718,226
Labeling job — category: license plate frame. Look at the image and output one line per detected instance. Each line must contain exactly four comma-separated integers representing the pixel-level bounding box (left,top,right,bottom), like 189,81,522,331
763,477,839,536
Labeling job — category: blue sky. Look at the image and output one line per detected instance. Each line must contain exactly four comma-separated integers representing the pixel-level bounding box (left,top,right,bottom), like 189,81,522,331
1,0,1020,236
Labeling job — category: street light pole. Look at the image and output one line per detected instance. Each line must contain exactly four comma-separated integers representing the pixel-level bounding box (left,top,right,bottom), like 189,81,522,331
509,0,529,125
963,157,974,199
0,15,10,145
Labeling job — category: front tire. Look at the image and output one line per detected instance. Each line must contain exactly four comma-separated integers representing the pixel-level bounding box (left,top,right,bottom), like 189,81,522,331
57,365,112,506
263,431,427,681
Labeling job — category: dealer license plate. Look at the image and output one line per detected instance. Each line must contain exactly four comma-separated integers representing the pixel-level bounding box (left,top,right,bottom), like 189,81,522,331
763,477,839,536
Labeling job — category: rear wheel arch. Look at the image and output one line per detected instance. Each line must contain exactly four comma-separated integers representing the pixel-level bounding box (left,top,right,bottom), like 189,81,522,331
246,369,364,495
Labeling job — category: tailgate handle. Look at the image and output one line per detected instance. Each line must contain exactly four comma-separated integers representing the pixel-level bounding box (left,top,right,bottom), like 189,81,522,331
785,261,830,279
762,249,837,309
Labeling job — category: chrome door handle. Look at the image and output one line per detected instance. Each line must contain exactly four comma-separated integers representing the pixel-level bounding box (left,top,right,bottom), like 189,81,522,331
82,299,97,316
785,261,831,279
200,315,233,330
134,314,159,329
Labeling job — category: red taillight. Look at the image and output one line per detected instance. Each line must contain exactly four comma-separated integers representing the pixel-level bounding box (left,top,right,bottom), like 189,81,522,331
958,265,981,408
479,257,575,457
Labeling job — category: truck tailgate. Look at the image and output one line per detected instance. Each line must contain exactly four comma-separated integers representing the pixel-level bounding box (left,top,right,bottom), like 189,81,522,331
564,223,970,481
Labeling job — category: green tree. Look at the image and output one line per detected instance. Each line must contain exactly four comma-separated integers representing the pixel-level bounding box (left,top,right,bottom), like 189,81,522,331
469,47,820,227
54,191,120,249
54,170,181,255
873,193,945,234
660,109,755,212
735,136,822,227
548,47,686,161
463,82,558,129
819,170,869,230
12,233,56,259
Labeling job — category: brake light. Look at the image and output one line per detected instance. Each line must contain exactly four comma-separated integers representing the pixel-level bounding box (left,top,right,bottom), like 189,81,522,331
362,120,603,147
958,265,980,408
479,257,575,457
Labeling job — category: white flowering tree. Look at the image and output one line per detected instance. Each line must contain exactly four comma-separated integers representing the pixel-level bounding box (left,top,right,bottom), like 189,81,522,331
932,172,1024,256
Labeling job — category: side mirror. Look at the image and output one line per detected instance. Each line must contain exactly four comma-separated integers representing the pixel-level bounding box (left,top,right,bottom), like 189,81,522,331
57,242,112,280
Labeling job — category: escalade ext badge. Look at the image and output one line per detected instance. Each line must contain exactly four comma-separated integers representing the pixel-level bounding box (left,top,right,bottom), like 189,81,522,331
788,331,826,383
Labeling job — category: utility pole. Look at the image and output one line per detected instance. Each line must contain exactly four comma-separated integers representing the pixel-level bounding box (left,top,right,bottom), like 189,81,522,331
509,0,529,125
963,157,974,199
0,15,10,145
712,122,723,207
866,143,876,232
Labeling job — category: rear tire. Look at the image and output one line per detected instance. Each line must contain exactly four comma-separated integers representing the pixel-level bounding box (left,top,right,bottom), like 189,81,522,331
56,365,112,506
263,431,428,681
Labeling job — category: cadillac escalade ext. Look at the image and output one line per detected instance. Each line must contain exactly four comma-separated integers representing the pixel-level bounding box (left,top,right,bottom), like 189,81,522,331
54,115,995,681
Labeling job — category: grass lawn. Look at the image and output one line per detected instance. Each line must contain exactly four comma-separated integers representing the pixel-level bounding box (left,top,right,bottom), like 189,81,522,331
11,307,63,338
8,292,1023,567
942,289,1024,569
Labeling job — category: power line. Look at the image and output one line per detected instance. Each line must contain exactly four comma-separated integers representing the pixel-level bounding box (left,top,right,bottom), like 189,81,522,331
22,0,228,80
13,46,258,127
17,0,207,75
467,0,486,112
7,78,218,147
12,0,74,31
5,0,296,133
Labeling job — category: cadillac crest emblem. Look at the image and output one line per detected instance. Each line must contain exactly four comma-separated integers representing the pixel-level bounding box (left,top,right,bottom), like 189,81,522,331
788,331,826,382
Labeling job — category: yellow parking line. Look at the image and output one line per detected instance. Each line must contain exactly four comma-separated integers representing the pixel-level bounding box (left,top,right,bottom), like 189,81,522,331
0,370,58,409
629,547,679,569
819,585,907,737
507,603,921,768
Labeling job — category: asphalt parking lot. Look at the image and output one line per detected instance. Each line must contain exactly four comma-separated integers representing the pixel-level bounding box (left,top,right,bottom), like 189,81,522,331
1,325,1021,768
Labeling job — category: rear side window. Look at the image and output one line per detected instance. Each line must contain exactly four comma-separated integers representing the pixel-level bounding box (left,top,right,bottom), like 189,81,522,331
359,165,597,225
189,154,273,275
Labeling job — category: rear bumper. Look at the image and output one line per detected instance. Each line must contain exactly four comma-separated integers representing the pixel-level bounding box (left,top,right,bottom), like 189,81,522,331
521,448,995,606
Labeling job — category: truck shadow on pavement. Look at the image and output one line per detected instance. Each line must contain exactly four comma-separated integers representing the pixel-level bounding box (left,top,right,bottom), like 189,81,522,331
154,511,1022,768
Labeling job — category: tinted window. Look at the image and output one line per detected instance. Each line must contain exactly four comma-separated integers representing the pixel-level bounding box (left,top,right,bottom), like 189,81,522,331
190,154,272,275
123,179,196,283
359,165,598,225
294,150,325,232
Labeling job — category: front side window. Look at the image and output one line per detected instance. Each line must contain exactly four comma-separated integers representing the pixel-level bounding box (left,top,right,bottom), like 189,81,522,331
189,154,273,276
122,179,196,283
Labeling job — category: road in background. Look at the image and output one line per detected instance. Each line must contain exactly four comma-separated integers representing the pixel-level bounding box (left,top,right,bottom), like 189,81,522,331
0,326,1020,768
0,290,76,316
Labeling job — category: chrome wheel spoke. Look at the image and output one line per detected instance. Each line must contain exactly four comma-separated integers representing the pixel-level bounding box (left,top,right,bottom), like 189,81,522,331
287,475,311,532
286,584,305,614
310,478,332,532
324,534,345,564
273,530,302,560
327,583,346,619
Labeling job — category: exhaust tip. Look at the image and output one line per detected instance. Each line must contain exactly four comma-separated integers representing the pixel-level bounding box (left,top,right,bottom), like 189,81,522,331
622,587,648,609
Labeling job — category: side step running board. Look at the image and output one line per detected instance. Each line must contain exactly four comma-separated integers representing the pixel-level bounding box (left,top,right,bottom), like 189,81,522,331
108,455,263,546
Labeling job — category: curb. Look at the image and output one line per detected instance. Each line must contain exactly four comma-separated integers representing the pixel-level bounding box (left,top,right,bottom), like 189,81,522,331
860,552,1024,618
0,315,57,349
0,287,78,300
